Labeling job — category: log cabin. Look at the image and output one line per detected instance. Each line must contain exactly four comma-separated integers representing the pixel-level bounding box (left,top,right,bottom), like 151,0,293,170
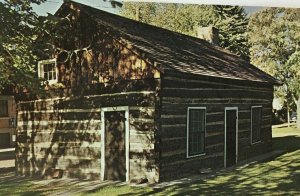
16,1,279,183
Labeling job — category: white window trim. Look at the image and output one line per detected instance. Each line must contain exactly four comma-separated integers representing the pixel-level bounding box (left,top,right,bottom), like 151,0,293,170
251,106,263,145
186,107,206,158
38,58,58,85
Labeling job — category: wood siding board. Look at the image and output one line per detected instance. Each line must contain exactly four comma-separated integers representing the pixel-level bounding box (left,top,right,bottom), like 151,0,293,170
160,73,273,181
17,87,160,182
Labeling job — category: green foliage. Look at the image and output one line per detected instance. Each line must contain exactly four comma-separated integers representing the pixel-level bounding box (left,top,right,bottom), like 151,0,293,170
120,2,156,24
214,5,250,59
120,3,218,36
0,0,51,94
120,3,249,59
248,8,300,111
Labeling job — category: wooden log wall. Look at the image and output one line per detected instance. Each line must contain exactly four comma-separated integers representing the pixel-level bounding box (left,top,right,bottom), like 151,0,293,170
16,85,160,183
16,9,163,182
159,70,273,181
49,7,161,93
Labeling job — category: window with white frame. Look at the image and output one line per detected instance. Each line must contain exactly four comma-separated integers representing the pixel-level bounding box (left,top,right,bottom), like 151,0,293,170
251,106,262,144
187,107,206,157
38,59,58,84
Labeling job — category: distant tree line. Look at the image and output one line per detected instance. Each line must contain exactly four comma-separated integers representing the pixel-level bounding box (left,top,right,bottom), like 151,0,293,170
121,3,249,60
121,3,300,127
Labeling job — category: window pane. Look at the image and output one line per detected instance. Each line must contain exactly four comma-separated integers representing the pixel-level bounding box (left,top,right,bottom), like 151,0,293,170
44,72,48,79
252,107,262,143
53,70,56,80
43,64,48,72
188,109,205,156
0,100,8,117
41,62,57,81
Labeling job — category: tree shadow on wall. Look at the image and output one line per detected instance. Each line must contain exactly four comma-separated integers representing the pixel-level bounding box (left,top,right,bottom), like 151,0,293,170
17,88,159,181
16,98,101,179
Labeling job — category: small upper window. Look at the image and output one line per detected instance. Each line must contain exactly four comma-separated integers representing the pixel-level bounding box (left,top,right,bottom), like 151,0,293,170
0,100,8,117
38,59,58,84
251,106,262,144
187,107,206,158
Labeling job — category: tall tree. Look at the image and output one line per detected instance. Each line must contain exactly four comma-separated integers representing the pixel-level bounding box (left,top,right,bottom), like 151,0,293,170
0,0,48,94
120,3,249,59
120,2,156,23
214,5,250,60
0,0,123,94
248,8,300,127
120,3,218,36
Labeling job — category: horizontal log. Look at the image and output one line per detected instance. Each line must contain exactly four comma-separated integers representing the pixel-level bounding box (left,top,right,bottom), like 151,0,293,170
130,143,154,150
164,87,273,94
18,112,101,122
162,101,272,110
163,75,273,91
26,147,101,159
19,153,98,161
161,152,223,166
129,108,155,119
130,133,154,144
162,97,272,104
160,154,224,180
206,134,224,146
17,129,100,134
18,108,102,115
161,142,224,158
18,91,157,111
162,104,272,115
162,88,272,99
129,149,155,159
19,141,101,148
18,119,101,126
17,123,101,133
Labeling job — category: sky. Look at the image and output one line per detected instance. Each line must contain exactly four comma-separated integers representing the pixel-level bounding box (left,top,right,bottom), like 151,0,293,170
2,0,300,16
32,0,120,16
128,0,300,8
28,0,299,16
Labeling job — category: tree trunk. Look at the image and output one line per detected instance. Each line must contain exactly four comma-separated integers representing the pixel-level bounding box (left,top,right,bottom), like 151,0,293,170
297,97,300,128
135,5,140,21
287,104,290,127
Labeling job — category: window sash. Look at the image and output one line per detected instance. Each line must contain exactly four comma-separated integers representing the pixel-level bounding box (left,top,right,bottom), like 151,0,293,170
187,108,206,157
38,59,57,84
43,63,56,81
251,107,262,143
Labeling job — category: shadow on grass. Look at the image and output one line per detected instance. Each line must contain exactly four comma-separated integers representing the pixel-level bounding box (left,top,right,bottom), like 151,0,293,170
1,135,299,195
273,135,300,152
0,172,47,196
87,135,300,195
0,170,124,196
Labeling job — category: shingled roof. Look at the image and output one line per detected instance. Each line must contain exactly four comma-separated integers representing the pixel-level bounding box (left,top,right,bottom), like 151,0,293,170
57,1,279,85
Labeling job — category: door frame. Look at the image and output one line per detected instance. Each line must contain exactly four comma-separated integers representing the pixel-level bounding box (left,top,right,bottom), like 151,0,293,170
224,107,238,168
100,106,129,182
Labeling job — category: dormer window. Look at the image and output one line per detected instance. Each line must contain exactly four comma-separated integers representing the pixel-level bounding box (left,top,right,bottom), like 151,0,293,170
38,59,58,85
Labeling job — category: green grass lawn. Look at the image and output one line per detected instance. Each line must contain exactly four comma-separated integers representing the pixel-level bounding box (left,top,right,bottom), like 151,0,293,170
1,127,299,195
86,127,300,195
